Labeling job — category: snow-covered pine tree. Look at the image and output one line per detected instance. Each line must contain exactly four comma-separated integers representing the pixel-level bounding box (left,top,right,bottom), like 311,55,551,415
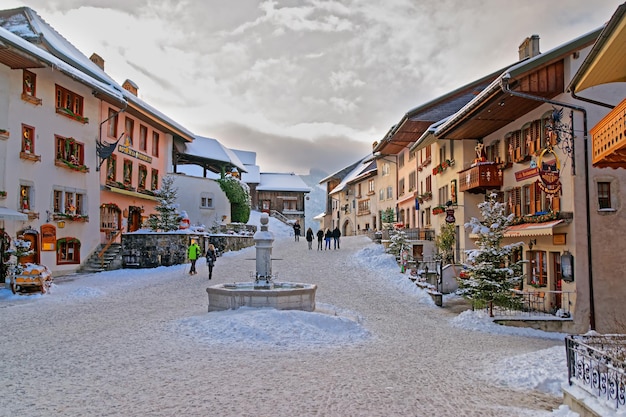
459,193,524,314
146,175,181,232
387,228,409,261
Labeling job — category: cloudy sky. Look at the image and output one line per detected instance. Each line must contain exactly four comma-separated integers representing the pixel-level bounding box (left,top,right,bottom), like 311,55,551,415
5,0,623,175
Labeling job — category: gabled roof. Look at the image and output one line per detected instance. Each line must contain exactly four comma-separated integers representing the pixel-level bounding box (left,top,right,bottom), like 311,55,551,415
231,149,260,184
329,156,376,195
257,173,310,192
240,164,261,184
569,3,626,93
319,159,365,184
374,68,505,155
0,7,194,141
0,22,125,104
435,27,602,140
175,136,247,174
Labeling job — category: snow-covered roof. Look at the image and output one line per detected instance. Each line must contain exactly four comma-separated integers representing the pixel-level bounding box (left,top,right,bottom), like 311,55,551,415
241,164,260,184
329,156,376,195
0,24,125,104
0,7,194,140
232,149,260,183
257,173,311,192
232,149,257,166
182,136,247,172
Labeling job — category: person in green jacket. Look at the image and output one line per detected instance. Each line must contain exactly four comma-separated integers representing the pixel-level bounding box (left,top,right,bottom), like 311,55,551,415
187,239,201,275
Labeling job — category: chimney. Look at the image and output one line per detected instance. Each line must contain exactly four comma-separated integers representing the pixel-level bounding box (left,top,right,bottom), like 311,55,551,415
518,35,540,61
122,79,138,96
89,53,105,70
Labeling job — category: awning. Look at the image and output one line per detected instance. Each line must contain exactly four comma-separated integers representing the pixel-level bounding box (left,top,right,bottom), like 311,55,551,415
0,207,28,221
504,220,564,237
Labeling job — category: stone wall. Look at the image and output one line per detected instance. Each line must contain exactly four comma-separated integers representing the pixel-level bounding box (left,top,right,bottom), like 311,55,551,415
121,232,254,268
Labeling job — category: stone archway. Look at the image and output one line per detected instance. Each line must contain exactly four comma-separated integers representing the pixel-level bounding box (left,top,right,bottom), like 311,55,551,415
342,219,353,237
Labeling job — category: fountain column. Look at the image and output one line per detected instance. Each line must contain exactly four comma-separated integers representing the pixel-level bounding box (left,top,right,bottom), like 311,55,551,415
253,213,274,287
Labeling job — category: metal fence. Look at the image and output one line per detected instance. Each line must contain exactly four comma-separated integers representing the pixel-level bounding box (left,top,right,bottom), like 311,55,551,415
368,228,436,241
565,334,626,412
473,290,574,318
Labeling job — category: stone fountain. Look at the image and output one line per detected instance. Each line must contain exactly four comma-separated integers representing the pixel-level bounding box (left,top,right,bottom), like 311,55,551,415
206,213,317,312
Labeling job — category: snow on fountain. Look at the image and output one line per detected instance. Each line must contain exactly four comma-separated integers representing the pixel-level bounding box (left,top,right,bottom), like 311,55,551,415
206,213,317,312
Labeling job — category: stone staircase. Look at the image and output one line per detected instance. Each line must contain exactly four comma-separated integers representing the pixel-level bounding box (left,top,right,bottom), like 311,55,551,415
79,243,123,273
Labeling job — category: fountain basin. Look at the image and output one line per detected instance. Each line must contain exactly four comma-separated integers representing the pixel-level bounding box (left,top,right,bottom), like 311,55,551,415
206,282,317,312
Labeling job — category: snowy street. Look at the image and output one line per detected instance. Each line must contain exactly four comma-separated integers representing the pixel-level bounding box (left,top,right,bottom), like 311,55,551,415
0,220,570,416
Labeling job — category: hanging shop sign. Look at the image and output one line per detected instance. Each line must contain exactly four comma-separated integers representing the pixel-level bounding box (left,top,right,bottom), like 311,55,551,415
536,147,562,196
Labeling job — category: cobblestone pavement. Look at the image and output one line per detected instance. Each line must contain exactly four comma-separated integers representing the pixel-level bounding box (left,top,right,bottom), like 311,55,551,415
0,235,561,417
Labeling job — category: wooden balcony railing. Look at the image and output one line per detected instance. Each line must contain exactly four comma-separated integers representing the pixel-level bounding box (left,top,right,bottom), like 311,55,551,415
590,97,626,168
458,162,503,193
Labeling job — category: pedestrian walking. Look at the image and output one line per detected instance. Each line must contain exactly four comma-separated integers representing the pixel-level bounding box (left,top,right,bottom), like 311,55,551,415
332,226,341,249
293,220,301,242
187,239,201,275
305,227,314,250
206,243,217,280
324,228,332,250
316,229,324,250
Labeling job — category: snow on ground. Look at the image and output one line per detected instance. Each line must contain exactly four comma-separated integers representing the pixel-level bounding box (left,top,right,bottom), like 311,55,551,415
0,212,585,416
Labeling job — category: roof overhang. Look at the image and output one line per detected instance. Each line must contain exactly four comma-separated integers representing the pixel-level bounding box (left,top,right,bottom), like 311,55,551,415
569,3,626,93
0,39,45,68
373,69,503,155
436,28,601,140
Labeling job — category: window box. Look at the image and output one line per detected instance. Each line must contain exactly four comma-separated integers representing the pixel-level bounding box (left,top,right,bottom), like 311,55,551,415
106,179,136,192
137,188,156,197
20,151,41,162
21,93,42,106
52,213,89,222
432,159,454,175
56,107,89,124
418,192,432,202
0,191,6,199
432,206,446,215
20,210,39,220
55,159,89,173
0,129,9,140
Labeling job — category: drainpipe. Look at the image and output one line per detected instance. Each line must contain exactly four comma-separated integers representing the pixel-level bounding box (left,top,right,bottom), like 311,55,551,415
570,91,614,110
96,102,127,172
501,73,595,331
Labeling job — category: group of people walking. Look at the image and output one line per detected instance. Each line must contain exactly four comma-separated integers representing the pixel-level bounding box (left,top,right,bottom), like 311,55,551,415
293,220,340,250
300,225,341,250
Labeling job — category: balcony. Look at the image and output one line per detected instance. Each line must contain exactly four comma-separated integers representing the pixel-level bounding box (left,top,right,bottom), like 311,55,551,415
458,162,503,194
591,97,626,168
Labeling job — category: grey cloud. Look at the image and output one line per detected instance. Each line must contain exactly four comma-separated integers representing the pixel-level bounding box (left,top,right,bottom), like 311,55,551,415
206,122,371,175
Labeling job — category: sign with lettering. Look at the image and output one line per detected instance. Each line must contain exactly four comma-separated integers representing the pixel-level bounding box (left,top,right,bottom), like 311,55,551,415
514,167,540,182
40,224,56,251
118,145,153,164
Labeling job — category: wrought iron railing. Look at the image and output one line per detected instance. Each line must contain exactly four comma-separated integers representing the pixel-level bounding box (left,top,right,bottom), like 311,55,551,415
473,290,574,318
369,228,436,241
565,334,626,412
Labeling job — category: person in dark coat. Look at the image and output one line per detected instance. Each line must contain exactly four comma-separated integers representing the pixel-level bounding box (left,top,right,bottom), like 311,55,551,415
206,243,217,280
324,228,332,250
293,220,301,242
316,229,324,250
305,227,314,250
332,227,341,249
